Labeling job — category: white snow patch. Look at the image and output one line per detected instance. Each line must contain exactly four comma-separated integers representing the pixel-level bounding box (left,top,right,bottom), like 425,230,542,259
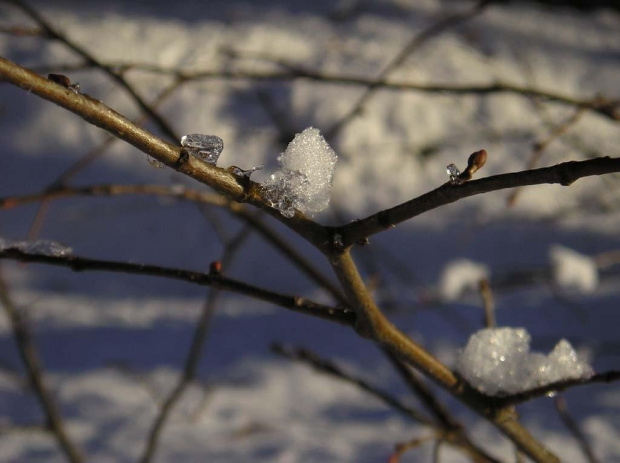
439,259,489,301
456,327,593,396
550,244,599,293
0,237,72,257
262,127,337,218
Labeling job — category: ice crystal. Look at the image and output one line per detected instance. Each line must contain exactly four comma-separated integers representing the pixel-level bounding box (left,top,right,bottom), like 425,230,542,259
446,164,461,184
180,134,224,165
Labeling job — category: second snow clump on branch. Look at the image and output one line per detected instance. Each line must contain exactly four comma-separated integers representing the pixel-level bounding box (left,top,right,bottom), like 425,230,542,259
261,127,337,218
456,327,593,397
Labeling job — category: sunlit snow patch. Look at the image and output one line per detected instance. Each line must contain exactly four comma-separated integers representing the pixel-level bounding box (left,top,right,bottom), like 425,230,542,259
550,244,598,293
456,327,593,396
261,127,337,218
439,259,489,301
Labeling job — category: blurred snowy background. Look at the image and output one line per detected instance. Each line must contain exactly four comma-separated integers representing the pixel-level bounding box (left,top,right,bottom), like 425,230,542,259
0,0,619,461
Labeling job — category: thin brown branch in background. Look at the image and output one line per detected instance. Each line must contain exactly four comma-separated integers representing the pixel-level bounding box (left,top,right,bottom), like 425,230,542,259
0,269,84,463
0,183,345,303
140,224,252,463
387,435,436,463
478,279,496,328
507,108,586,207
0,248,355,326
325,0,492,140
554,396,600,463
32,58,620,122
384,351,502,463
27,79,184,240
6,0,180,141
271,343,433,425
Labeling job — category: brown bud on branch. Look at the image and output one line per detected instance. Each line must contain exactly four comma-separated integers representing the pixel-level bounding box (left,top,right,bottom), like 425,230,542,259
459,149,487,181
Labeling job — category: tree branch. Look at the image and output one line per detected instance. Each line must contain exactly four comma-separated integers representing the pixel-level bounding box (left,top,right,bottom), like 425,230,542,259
0,57,331,249
0,248,355,327
0,183,345,303
337,156,620,248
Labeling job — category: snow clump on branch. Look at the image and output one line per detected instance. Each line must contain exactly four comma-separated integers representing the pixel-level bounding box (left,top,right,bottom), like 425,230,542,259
456,327,593,397
261,127,337,218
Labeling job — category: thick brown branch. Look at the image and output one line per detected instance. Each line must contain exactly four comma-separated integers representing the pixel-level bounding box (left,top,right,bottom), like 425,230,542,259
0,57,330,249
338,156,620,247
0,248,355,327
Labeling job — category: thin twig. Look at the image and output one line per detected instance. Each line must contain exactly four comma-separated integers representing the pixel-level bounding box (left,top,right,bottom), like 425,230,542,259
478,279,496,328
0,183,345,303
0,269,84,463
337,156,620,248
387,435,436,463
384,351,502,463
140,224,252,463
31,58,620,122
554,396,600,463
271,343,433,426
0,248,355,326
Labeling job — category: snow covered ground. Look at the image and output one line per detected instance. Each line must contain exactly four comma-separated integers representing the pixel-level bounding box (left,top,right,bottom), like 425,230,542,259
0,0,619,461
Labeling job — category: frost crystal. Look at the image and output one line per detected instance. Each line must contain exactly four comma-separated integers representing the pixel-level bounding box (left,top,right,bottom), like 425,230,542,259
549,244,598,293
0,237,73,257
456,327,593,396
446,164,461,183
180,134,224,165
261,127,337,218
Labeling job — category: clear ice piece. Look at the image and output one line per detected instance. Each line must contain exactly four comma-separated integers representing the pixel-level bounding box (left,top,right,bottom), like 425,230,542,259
230,165,263,178
180,134,224,165
446,164,461,183
261,127,337,218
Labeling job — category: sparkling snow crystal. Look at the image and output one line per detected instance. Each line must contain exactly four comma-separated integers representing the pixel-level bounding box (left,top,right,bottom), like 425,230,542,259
550,244,598,293
261,127,337,218
456,327,593,396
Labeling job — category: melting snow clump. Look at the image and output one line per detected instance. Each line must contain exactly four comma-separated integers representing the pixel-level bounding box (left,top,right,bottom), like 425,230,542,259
261,127,337,218
0,237,73,257
456,327,593,396
549,244,598,293
440,259,489,301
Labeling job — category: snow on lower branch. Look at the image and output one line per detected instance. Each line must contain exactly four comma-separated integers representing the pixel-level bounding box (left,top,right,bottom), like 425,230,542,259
261,127,337,218
0,237,72,257
456,327,593,397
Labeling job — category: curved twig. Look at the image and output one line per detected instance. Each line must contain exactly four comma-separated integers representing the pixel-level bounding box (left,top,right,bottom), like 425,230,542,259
337,156,620,248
